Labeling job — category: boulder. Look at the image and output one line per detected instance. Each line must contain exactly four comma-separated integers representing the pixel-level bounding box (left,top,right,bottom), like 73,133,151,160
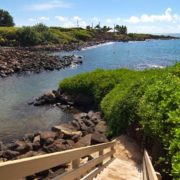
94,121,107,134
16,151,35,159
43,139,70,153
52,124,82,139
71,120,80,130
32,142,41,151
6,143,18,151
82,118,95,127
40,131,57,144
33,135,41,143
73,118,88,131
91,132,108,145
87,111,94,119
15,141,32,154
2,150,20,160
23,133,34,142
75,134,92,148
45,138,54,146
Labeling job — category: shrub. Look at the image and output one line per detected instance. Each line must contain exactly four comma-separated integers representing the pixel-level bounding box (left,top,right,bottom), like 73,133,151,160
59,63,180,179
17,26,41,46
60,69,123,103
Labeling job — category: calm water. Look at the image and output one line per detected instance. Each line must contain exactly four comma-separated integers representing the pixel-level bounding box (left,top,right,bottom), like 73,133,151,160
0,39,180,142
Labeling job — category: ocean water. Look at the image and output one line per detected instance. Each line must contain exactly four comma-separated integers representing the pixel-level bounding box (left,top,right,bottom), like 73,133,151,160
0,39,180,142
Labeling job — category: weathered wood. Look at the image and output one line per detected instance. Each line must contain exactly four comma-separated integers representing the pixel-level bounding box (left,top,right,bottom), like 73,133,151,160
143,156,148,180
54,150,115,180
111,146,115,159
72,159,80,169
82,158,115,180
156,172,162,180
144,150,158,180
0,140,116,180
98,150,104,167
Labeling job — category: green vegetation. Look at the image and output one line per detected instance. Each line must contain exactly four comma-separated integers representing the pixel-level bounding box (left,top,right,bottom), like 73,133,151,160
0,9,14,27
59,64,180,179
0,24,95,46
0,23,173,46
115,25,127,34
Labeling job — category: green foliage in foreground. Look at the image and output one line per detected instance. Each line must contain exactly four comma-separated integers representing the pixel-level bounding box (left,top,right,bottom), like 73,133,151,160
59,63,180,179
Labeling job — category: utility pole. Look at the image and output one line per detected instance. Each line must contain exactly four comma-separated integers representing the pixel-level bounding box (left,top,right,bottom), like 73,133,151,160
77,20,79,27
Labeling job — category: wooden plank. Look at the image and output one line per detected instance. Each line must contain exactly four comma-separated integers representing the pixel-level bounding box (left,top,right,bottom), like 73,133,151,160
82,158,115,180
98,150,104,167
0,141,116,180
143,157,148,180
53,150,115,180
144,150,158,180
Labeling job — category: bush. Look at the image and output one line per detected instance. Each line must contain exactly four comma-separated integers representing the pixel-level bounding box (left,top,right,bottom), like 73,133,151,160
60,69,124,103
74,30,93,41
17,26,41,46
59,63,180,179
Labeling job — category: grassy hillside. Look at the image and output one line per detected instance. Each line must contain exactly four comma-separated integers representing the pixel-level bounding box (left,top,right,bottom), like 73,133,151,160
0,24,175,46
59,63,180,179
0,25,95,46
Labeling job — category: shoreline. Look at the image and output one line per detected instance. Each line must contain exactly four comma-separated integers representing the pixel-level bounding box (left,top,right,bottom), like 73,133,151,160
0,36,178,78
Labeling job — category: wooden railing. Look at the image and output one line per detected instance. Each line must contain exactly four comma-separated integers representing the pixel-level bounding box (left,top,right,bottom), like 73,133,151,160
143,150,162,180
0,140,116,180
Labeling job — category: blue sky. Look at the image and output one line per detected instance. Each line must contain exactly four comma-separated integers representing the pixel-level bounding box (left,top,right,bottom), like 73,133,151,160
1,0,180,33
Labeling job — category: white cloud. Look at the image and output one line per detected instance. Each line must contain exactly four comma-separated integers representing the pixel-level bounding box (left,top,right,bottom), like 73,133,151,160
125,16,139,24
63,21,75,28
28,18,36,22
73,16,82,21
39,16,50,21
28,17,50,22
27,0,71,11
116,18,121,22
106,18,112,23
55,16,68,22
59,16,87,28
92,17,99,22
79,20,87,28
125,8,177,24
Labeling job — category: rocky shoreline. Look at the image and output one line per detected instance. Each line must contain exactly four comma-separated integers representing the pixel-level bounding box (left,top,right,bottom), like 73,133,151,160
0,36,177,78
0,110,108,178
0,40,110,78
0,47,83,78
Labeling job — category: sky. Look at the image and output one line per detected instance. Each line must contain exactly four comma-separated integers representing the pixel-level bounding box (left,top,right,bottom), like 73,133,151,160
1,0,180,34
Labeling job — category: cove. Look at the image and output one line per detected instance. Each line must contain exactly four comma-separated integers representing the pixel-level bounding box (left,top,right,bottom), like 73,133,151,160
0,39,180,142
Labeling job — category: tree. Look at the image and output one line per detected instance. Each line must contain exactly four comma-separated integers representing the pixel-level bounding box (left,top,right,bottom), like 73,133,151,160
95,24,101,29
86,25,91,30
102,26,111,32
115,25,127,34
0,9,14,27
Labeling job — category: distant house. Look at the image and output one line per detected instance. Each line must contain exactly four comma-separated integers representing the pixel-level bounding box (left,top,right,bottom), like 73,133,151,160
107,29,118,33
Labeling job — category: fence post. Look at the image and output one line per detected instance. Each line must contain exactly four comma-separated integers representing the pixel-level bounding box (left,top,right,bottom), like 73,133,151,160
111,145,115,159
99,150,104,167
72,159,80,180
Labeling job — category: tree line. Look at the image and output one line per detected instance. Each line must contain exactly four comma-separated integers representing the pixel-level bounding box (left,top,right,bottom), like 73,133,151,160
0,9,127,34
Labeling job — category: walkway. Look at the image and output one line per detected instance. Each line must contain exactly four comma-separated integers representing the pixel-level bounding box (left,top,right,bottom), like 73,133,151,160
94,135,142,180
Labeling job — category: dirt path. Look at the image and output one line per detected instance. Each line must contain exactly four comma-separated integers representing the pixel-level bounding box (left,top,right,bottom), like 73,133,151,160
94,135,143,180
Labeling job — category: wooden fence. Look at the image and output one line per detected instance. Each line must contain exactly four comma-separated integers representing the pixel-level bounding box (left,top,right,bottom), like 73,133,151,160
143,149,162,180
0,140,116,180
